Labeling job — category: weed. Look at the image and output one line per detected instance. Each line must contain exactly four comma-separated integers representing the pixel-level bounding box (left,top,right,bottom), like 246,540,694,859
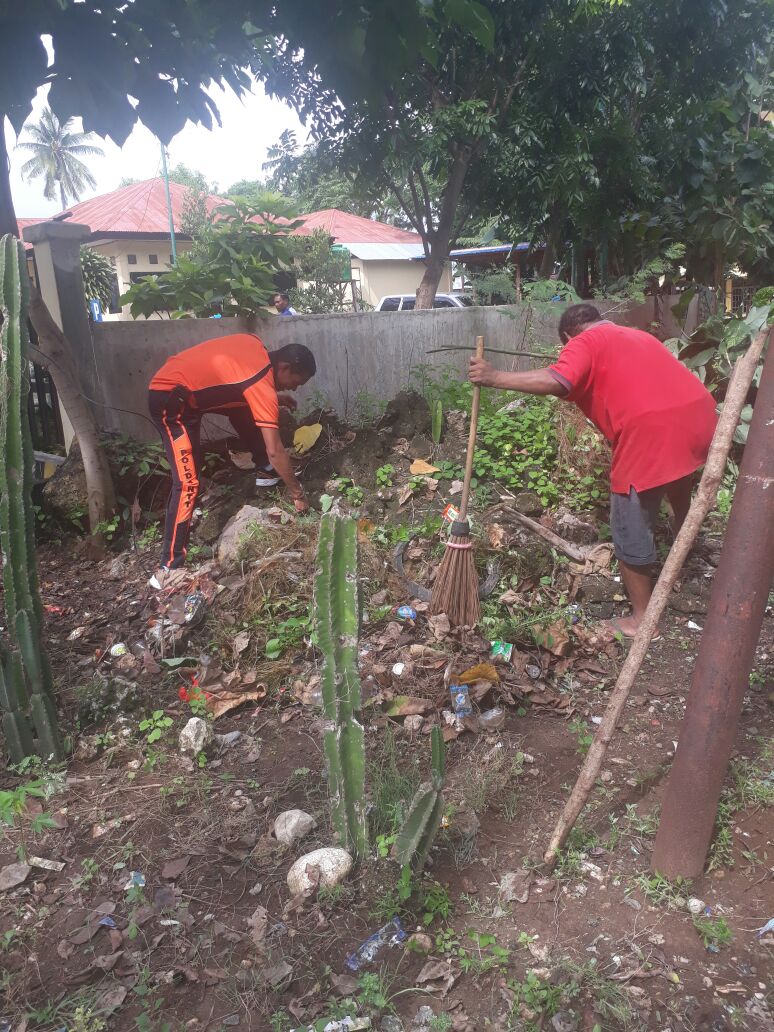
553,824,600,880
334,476,365,506
562,959,638,1029
74,856,100,890
357,971,390,1013
138,710,172,745
506,971,568,1029
369,865,413,924
137,522,161,550
428,1016,453,1032
568,718,594,756
0,779,56,834
693,915,733,950
270,1011,292,1032
70,1006,107,1032
454,929,511,976
421,881,452,926
265,613,312,659
630,872,692,909
369,727,421,841
375,463,395,488
462,747,523,816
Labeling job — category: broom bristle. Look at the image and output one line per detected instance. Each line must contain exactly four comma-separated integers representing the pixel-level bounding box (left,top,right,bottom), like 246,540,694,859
429,533,480,627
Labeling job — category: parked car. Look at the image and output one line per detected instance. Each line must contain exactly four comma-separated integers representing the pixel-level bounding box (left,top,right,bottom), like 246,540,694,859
375,292,473,311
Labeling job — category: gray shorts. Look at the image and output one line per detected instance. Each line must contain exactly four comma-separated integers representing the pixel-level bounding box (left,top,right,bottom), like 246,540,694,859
610,486,666,566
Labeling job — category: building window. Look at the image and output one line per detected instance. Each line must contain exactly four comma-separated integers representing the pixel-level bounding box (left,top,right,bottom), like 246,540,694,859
109,256,116,267
127,254,137,265
149,254,158,265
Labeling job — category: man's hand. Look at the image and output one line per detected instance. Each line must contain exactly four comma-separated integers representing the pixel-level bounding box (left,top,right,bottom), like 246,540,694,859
469,356,500,387
292,492,309,514
277,392,298,411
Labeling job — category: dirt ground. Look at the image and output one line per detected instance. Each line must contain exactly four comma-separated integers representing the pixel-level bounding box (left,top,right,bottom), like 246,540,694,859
1,394,772,1032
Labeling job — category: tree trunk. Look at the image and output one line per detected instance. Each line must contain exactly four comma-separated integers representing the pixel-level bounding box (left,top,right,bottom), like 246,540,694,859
27,290,116,531
414,149,471,310
0,117,116,537
0,116,18,238
539,207,564,279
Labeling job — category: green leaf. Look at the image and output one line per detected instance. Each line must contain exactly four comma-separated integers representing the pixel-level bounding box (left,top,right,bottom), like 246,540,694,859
443,0,495,50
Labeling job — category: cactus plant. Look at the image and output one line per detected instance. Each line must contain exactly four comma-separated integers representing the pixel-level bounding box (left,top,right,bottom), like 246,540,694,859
431,398,443,445
315,514,368,859
0,235,62,761
395,726,446,872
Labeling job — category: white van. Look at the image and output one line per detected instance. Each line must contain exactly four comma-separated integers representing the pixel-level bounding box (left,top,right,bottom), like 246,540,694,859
375,293,473,311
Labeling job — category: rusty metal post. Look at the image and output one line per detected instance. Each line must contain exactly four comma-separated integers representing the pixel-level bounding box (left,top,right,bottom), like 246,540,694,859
651,337,774,879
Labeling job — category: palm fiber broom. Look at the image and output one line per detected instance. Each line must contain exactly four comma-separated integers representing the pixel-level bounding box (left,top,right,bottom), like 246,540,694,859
430,335,485,626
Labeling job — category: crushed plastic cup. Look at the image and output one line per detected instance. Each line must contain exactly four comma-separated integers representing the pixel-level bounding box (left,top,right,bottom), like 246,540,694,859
478,706,505,732
123,871,146,890
395,605,417,621
392,662,406,678
526,664,541,680
345,916,406,971
490,640,514,662
184,592,207,625
449,684,472,718
109,643,128,658
566,604,581,625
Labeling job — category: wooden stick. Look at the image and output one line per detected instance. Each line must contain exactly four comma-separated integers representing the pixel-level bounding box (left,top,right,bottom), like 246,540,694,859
489,501,589,563
543,327,769,867
458,335,485,522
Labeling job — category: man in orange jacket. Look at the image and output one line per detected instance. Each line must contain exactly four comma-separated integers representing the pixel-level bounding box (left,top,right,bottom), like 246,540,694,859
148,333,316,584
470,303,717,638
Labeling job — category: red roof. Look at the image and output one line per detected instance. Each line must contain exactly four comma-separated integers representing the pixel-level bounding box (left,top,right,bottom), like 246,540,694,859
19,182,419,247
294,208,420,244
52,178,224,237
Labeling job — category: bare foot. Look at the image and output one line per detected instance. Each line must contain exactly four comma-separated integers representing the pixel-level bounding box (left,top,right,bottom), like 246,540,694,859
601,616,662,641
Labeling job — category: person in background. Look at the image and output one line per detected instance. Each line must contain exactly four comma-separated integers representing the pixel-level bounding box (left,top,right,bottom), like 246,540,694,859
147,335,315,586
469,303,717,639
273,291,297,316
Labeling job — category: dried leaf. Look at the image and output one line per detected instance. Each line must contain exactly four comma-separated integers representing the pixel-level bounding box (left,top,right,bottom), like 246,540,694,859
385,695,433,717
206,682,266,720
162,856,191,880
498,870,532,904
457,662,499,685
0,862,31,891
416,958,458,997
398,483,414,506
531,620,570,656
409,644,449,669
331,973,359,996
229,449,255,470
233,630,251,654
487,524,508,549
410,459,440,475
247,905,268,946
95,984,128,1015
294,423,323,455
428,613,451,640
262,959,293,986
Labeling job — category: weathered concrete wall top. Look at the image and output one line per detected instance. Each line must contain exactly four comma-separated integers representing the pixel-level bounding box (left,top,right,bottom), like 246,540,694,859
92,299,662,441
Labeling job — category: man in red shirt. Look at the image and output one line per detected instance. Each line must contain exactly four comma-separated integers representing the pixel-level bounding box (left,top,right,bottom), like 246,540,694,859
148,335,316,584
469,303,717,638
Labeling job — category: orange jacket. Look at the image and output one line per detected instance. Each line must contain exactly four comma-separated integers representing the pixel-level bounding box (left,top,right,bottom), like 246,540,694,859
149,333,278,428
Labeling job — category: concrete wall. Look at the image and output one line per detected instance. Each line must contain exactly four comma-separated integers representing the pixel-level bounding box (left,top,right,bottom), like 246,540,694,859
91,298,659,442
357,258,453,308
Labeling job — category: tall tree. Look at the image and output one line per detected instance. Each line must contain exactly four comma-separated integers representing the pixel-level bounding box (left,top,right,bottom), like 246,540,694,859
17,106,103,208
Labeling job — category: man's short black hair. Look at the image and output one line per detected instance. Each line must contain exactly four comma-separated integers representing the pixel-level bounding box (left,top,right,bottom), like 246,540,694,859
558,303,602,341
274,291,290,302
270,342,316,378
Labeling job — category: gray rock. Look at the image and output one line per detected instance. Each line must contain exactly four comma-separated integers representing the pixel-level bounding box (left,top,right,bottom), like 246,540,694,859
286,847,353,895
381,1018,405,1032
179,717,213,755
217,505,288,565
273,809,317,846
551,1012,579,1032
511,489,544,516
556,510,598,545
215,731,242,749
413,1007,436,1028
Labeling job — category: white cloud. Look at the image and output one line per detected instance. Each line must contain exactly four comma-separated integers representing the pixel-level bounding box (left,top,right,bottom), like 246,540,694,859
8,78,308,218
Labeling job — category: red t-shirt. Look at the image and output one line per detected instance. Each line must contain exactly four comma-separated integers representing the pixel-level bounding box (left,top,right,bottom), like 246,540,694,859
549,322,718,494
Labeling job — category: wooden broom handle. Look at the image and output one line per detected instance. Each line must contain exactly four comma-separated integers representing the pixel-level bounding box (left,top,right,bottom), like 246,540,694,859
458,335,485,522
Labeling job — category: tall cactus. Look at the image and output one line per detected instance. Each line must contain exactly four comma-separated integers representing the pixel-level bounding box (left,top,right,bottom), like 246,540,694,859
315,515,368,859
395,726,446,872
0,235,62,762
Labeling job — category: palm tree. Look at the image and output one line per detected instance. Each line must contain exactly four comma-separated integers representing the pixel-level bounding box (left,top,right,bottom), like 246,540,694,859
17,107,104,209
